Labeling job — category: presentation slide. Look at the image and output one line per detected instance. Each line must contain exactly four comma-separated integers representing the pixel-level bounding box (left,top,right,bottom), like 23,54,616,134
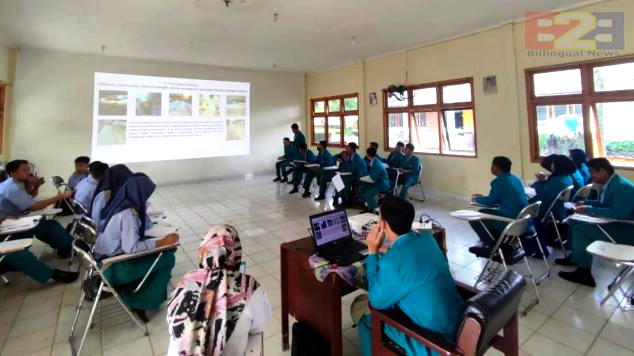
92,72,250,163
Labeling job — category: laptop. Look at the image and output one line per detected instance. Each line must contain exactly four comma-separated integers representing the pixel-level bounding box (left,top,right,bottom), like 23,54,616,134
309,209,367,266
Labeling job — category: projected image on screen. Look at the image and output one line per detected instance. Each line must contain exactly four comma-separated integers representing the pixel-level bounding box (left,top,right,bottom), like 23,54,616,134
136,92,161,116
92,73,250,163
98,120,127,145
199,94,220,117
99,90,128,116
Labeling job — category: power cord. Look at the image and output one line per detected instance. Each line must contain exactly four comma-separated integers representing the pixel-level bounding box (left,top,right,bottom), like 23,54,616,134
419,213,443,228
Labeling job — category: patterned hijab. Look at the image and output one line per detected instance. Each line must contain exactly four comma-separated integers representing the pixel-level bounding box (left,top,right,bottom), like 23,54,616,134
166,224,259,356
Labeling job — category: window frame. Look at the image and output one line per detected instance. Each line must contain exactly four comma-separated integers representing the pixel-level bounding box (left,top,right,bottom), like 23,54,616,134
310,93,359,147
525,56,634,168
382,77,477,157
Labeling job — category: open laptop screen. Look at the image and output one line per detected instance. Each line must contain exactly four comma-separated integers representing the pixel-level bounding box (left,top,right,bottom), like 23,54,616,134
310,210,351,247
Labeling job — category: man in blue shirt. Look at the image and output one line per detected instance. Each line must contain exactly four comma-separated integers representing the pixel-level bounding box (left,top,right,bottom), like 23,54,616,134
0,160,78,284
273,138,294,182
300,140,334,198
290,123,306,152
382,141,405,184
469,156,528,252
558,158,634,287
68,156,90,190
75,161,109,211
391,143,421,199
356,196,463,356
289,143,316,194
359,147,389,212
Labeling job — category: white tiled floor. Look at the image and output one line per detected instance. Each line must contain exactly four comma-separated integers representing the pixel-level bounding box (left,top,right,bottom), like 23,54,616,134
1,176,633,356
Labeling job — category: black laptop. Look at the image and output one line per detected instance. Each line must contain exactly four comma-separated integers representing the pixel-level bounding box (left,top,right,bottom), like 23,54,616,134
309,209,367,266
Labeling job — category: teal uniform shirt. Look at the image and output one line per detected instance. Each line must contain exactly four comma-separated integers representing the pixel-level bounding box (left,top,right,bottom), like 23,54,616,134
292,131,306,151
382,151,404,168
316,149,334,167
584,174,634,219
578,163,591,185
351,152,368,177
283,145,295,160
399,154,421,185
366,231,463,355
296,149,316,163
571,170,585,194
366,159,389,192
530,174,573,220
475,173,528,219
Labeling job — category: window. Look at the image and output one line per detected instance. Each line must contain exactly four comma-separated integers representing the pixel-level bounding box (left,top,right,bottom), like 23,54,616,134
311,94,359,146
383,78,477,156
526,57,634,167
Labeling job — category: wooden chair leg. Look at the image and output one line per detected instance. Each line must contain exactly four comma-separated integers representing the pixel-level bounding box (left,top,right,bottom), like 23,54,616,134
501,313,519,356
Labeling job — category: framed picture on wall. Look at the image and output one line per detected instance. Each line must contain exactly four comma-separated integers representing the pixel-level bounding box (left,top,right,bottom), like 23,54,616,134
483,75,497,94
369,92,378,106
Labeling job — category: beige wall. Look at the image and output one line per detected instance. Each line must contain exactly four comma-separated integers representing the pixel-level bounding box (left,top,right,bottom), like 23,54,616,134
305,0,634,196
0,45,16,161
12,48,304,194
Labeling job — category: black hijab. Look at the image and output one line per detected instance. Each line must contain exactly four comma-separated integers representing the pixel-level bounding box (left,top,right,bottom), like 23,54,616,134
568,149,588,169
91,164,133,206
99,173,155,239
550,154,577,177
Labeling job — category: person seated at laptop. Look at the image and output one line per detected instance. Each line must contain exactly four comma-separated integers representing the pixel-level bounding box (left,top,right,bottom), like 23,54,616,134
523,154,575,257
289,143,317,194
300,140,334,198
389,143,421,199
75,161,109,211
0,159,75,258
167,224,271,355
359,147,389,213
273,137,295,182
557,158,634,287
333,142,367,207
355,196,463,356
364,142,383,165
91,164,134,230
469,156,527,253
94,174,178,322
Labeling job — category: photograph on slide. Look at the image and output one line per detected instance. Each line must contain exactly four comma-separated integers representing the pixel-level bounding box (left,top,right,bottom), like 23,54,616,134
169,93,192,116
98,90,128,116
199,94,221,117
97,120,127,145
226,118,246,140
226,95,246,117
136,92,162,116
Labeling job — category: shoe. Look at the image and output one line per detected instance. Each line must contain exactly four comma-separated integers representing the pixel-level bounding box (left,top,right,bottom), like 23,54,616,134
273,176,281,182
359,208,374,214
315,194,326,201
468,241,494,258
57,246,72,259
287,181,294,185
280,177,288,183
555,255,576,267
302,191,312,198
289,187,299,194
83,276,113,302
133,308,150,323
52,269,79,284
558,268,596,287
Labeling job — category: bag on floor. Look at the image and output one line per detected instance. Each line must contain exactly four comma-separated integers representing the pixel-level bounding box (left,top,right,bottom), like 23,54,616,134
291,321,331,356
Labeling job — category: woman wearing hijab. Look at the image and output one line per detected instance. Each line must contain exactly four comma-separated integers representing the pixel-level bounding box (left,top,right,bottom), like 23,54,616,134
166,224,271,356
91,164,134,230
94,174,179,322
524,154,575,257
569,149,591,185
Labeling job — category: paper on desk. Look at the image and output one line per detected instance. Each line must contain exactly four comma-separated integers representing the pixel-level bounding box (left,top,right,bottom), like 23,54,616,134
524,187,536,198
564,202,576,210
450,210,483,219
360,175,374,183
322,166,339,171
293,160,307,164
0,239,33,255
0,216,41,234
27,208,62,217
565,213,634,225
338,172,352,176
146,224,178,238
332,173,345,192
304,163,320,168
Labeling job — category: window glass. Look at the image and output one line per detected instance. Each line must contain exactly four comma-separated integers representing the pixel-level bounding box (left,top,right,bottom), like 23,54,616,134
535,104,584,156
593,63,634,92
411,112,440,153
387,93,408,108
533,69,582,97
595,102,634,166
327,116,341,144
328,99,341,112
343,115,358,145
343,97,358,111
313,117,325,142
413,87,437,106
442,109,476,154
442,83,472,103
387,112,409,147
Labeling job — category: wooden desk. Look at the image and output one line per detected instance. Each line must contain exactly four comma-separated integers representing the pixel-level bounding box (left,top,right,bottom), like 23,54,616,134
280,228,447,355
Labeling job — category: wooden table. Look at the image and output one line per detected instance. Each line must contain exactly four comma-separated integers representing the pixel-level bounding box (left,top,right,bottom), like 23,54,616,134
280,228,447,356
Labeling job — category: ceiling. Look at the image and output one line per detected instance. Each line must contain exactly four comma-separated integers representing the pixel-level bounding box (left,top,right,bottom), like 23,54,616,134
0,0,599,72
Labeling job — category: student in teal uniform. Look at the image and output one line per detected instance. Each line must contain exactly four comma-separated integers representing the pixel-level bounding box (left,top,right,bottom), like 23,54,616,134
525,154,575,257
273,138,295,182
359,147,389,212
289,143,317,194
558,158,634,287
94,174,178,322
569,149,591,185
290,123,306,152
299,140,334,198
382,141,405,183
356,196,463,356
336,142,368,207
364,142,383,165
391,143,421,199
315,150,346,201
468,157,528,249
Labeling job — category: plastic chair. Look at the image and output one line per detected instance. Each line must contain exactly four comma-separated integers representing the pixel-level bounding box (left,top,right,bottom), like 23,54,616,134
371,270,527,356
571,183,598,202
69,239,178,356
587,241,634,310
409,164,425,202
538,185,574,257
